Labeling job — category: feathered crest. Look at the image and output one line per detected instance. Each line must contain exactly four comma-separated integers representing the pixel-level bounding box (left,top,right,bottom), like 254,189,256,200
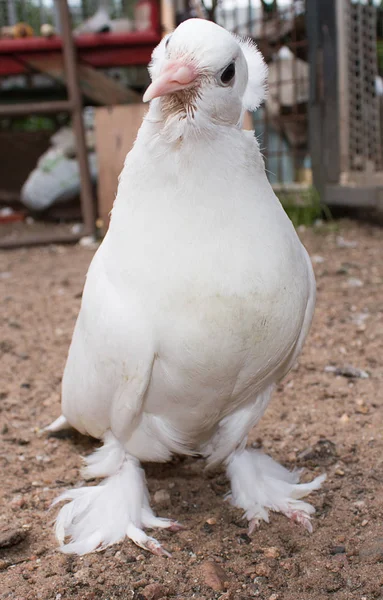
235,36,268,111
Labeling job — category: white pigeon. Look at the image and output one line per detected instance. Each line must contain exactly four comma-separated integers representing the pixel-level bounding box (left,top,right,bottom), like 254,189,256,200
48,18,325,557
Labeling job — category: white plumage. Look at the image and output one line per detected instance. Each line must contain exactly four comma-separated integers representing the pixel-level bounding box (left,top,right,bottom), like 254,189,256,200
48,18,325,556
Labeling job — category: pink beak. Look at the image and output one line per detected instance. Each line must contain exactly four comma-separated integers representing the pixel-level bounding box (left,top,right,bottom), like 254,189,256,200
143,61,198,103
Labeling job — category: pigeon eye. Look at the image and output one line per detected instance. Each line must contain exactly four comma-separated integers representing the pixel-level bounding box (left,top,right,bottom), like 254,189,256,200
165,35,172,49
220,62,235,85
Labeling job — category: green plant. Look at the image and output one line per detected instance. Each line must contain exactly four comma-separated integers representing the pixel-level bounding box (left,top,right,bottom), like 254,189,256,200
276,186,332,227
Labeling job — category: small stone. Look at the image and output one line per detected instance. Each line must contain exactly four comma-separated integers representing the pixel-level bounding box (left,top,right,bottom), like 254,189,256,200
74,568,88,580
0,528,27,549
269,595,279,600
324,364,369,379
200,560,227,591
255,563,271,577
355,401,369,414
361,519,369,527
262,546,280,559
335,468,345,476
238,533,251,544
359,537,383,561
10,495,25,509
347,277,363,288
339,413,350,424
206,517,217,526
336,236,358,248
330,546,346,555
153,489,171,506
142,583,167,600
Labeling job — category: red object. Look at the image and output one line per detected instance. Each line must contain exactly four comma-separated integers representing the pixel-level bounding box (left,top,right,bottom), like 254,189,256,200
0,211,26,223
0,0,161,76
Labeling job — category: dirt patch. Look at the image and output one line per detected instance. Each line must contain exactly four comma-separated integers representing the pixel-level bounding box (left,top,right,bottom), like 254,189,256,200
1,220,382,600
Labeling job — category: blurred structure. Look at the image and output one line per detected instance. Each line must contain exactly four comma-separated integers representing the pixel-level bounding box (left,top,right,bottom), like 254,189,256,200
0,0,382,248
308,0,383,208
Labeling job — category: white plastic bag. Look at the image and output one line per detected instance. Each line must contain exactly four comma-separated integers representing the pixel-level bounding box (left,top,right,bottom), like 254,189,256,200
21,147,97,212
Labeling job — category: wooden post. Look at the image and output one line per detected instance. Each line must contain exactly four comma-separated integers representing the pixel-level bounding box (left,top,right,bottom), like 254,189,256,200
161,0,176,35
306,0,340,201
56,0,96,237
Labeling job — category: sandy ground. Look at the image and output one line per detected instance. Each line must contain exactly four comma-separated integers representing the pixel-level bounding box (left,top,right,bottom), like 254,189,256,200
1,219,382,600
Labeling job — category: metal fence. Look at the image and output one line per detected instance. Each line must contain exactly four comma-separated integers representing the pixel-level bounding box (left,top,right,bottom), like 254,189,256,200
308,0,383,207
345,1,383,176
215,0,310,187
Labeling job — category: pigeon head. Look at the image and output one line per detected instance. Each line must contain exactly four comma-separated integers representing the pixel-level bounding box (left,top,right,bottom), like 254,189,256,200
143,19,267,128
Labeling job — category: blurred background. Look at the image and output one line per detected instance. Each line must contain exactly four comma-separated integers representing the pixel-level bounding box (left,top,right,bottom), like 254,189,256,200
0,0,382,247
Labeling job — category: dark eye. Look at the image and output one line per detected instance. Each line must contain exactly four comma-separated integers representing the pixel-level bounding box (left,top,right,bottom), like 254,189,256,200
220,62,235,85
165,35,172,49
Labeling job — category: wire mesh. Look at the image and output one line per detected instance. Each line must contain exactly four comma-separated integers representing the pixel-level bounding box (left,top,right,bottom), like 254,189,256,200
347,0,383,174
215,0,310,186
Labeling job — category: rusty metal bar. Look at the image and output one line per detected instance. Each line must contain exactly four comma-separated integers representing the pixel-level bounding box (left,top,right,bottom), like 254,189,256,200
56,0,96,238
0,100,73,116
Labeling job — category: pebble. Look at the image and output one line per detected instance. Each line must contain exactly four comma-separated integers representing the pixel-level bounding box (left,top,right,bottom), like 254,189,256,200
330,545,346,555
153,489,171,506
200,560,227,591
355,399,369,414
359,537,383,561
142,583,168,600
324,364,369,379
74,568,88,581
206,517,217,526
262,546,280,559
336,236,358,248
238,533,251,544
347,278,363,287
335,468,345,476
255,563,271,577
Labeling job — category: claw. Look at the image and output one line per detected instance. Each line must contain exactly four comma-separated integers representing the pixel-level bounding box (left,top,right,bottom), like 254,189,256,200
248,519,260,535
145,538,172,558
286,510,313,533
167,521,186,532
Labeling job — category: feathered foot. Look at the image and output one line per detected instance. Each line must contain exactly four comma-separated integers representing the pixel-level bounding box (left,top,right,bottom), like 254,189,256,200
226,448,325,534
52,432,183,556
